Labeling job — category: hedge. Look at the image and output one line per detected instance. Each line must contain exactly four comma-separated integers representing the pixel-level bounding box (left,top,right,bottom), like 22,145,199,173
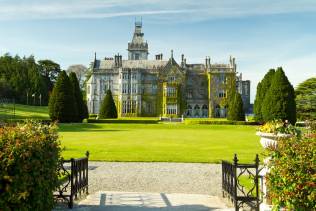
0,121,61,210
184,119,259,125
86,119,159,124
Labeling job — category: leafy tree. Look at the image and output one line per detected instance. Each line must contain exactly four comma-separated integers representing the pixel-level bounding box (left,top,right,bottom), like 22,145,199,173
262,67,296,124
227,91,245,121
67,64,87,89
295,77,316,120
38,59,61,99
254,69,275,121
0,54,47,104
99,90,117,119
49,71,77,122
69,72,88,122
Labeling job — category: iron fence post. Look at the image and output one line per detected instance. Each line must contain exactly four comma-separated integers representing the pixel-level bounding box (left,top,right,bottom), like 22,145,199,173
70,158,74,208
233,154,238,211
255,154,260,211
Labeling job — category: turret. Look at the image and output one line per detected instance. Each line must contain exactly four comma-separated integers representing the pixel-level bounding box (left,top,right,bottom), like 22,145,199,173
128,20,149,60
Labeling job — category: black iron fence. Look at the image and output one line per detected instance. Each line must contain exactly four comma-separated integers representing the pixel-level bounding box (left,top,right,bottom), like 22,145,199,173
54,151,89,208
222,154,261,211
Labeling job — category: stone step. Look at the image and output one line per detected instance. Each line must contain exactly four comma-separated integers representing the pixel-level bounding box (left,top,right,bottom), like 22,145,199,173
72,191,234,211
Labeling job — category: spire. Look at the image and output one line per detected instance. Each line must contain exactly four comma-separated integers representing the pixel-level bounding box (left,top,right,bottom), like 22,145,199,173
171,50,173,59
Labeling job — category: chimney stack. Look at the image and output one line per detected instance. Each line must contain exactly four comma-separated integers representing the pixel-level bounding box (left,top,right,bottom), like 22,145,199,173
155,54,163,60
114,54,122,67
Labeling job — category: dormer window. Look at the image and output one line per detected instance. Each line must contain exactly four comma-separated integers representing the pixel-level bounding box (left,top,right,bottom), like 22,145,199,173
168,76,175,82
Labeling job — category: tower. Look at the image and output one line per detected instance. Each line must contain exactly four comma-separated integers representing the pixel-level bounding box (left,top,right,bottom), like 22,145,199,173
128,20,148,60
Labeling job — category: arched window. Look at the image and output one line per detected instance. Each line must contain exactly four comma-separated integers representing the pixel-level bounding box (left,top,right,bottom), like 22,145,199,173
215,104,220,118
194,105,200,117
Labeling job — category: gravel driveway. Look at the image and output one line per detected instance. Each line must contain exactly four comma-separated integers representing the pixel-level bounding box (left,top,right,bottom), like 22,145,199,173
87,162,222,196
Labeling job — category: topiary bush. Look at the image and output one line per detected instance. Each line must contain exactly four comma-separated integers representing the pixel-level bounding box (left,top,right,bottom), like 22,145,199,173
262,67,296,124
0,121,61,210
69,72,88,122
227,92,245,121
49,71,78,123
99,90,117,119
266,135,316,210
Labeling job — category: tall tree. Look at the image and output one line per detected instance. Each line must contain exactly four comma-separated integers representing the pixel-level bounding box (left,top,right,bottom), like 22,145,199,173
99,90,117,119
38,59,61,98
295,77,316,120
49,71,77,122
227,91,245,121
69,72,88,122
67,65,87,89
254,69,275,121
262,67,296,124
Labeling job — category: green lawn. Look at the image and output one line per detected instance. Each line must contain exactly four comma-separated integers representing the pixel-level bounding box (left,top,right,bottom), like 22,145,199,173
0,104,49,120
59,123,263,163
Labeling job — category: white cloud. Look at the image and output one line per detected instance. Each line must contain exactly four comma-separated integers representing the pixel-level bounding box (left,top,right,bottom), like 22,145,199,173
0,0,316,21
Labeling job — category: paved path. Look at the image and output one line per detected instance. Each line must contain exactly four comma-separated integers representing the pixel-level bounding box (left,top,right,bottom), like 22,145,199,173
87,162,222,196
56,162,231,210
74,191,233,211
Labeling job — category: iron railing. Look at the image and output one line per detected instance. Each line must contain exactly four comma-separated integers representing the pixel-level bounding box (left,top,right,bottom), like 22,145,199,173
222,154,261,211
54,151,89,208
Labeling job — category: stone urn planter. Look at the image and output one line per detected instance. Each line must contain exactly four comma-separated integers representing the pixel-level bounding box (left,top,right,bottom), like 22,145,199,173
256,132,292,149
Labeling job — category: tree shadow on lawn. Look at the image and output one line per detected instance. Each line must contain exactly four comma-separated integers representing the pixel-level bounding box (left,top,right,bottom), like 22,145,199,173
58,123,128,132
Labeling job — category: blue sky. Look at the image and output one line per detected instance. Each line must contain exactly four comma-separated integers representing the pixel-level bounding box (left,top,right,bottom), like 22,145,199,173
0,0,315,102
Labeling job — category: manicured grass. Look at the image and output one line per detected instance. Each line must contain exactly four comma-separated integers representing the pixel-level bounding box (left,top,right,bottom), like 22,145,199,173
59,123,263,163
0,104,49,120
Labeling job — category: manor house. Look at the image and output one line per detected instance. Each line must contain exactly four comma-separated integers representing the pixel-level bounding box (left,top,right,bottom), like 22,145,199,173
86,21,250,118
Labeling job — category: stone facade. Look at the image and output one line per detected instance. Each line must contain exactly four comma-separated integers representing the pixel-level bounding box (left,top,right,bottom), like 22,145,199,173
86,21,250,118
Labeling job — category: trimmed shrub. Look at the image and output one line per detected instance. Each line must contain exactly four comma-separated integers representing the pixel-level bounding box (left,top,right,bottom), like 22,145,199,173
0,121,61,210
49,71,78,122
227,92,245,121
184,119,258,125
69,72,88,122
254,69,275,122
99,90,117,119
266,136,316,210
87,119,159,124
262,67,296,124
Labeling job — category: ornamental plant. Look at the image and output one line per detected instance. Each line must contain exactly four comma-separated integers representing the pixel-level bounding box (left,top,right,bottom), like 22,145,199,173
0,121,61,210
258,119,300,136
266,136,316,210
99,90,117,119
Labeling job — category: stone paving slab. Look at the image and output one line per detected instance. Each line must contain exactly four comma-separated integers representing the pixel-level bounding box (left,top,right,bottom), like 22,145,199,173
73,191,233,211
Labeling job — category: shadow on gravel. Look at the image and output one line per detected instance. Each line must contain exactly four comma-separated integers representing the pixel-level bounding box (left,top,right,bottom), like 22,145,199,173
74,205,223,210
71,193,228,211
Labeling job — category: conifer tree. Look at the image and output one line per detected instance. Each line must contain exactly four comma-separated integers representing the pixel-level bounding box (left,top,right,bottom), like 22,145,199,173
254,69,275,121
262,67,296,124
69,72,88,122
99,90,117,119
48,71,78,122
295,77,316,120
227,91,245,121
